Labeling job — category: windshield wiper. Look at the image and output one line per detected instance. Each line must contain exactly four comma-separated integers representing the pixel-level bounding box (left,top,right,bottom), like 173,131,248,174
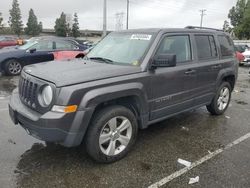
89,57,114,64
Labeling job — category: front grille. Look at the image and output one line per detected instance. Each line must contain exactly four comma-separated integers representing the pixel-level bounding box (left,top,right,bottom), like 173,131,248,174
19,76,38,109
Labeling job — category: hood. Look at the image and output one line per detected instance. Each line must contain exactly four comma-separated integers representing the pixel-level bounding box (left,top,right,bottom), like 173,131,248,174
23,59,142,87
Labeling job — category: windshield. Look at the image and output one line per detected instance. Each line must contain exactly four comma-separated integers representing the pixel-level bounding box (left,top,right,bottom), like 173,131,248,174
86,33,153,66
18,41,38,50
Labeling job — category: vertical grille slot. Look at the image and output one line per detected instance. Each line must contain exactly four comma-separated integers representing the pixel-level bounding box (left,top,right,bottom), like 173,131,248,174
19,76,38,109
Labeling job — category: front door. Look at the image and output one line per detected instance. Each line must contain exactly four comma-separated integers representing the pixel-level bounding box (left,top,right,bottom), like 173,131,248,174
149,34,198,120
22,40,55,66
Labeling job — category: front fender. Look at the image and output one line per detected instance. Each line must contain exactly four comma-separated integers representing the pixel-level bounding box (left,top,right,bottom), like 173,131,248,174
79,82,149,114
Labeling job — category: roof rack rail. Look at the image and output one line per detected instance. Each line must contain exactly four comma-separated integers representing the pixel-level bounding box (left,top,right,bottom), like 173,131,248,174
185,26,223,32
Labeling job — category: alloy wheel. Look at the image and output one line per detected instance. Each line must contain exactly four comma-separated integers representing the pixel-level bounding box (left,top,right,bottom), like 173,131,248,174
9,61,22,75
99,116,132,156
217,87,230,111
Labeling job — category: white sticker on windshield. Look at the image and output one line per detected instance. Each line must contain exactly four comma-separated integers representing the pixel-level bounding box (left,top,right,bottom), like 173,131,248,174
130,34,152,40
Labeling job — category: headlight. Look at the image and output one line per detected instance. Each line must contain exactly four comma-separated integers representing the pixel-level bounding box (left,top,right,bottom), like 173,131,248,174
38,85,53,107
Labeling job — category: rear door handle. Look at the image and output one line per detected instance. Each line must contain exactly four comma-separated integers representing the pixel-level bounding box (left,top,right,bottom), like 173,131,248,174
185,69,196,75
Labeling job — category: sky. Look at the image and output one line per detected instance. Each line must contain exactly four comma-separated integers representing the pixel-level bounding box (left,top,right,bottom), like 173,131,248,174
0,0,238,31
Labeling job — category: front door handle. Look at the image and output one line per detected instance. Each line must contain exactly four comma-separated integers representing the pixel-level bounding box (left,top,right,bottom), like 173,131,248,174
185,69,196,75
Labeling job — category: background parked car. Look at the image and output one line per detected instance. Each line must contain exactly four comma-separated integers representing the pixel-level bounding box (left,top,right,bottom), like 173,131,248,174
0,36,19,49
63,37,90,50
53,50,86,60
235,44,248,53
0,38,86,76
242,50,250,66
236,51,245,66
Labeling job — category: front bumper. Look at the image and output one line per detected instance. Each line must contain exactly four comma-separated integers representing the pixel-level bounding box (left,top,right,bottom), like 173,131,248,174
9,89,93,147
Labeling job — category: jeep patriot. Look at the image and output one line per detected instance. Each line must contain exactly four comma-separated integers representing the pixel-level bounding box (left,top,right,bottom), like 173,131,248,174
9,27,238,163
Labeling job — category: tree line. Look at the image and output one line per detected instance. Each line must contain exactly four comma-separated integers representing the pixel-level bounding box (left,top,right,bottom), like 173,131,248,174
223,0,250,39
0,0,80,38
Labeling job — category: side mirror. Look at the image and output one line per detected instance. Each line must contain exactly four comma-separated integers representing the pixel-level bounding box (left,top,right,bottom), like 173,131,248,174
28,48,37,53
151,54,177,68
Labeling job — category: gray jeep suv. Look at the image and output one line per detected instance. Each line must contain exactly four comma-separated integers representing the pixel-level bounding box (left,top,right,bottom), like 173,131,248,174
9,27,238,163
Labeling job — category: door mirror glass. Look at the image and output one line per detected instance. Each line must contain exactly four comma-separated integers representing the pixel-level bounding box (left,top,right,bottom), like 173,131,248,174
151,54,177,68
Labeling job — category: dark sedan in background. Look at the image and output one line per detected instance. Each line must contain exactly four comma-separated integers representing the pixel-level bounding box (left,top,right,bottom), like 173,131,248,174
0,37,87,75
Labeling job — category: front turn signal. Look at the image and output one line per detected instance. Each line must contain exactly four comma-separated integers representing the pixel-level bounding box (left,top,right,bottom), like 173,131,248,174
52,105,78,113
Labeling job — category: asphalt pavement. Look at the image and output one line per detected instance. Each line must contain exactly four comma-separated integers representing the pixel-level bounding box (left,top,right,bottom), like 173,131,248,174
0,67,249,188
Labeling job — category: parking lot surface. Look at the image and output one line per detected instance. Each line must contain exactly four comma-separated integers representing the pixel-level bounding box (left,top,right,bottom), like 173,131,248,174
0,67,250,188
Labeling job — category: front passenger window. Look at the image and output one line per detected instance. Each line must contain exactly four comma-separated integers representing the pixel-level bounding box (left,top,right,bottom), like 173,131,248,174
156,35,191,63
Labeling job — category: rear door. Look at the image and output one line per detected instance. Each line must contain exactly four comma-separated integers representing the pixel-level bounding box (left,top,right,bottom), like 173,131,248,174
53,41,80,59
149,34,199,120
192,34,221,105
193,34,235,106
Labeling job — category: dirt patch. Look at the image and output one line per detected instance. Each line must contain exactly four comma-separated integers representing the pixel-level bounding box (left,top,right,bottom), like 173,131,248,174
139,161,152,171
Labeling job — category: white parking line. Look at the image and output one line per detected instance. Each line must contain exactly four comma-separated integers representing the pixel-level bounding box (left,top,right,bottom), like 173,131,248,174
148,132,250,188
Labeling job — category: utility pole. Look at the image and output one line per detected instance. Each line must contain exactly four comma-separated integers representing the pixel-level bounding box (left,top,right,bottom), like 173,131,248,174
126,0,129,29
103,0,107,37
115,12,125,31
200,9,206,28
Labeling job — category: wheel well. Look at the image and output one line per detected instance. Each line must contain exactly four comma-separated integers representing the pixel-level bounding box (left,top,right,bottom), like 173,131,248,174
75,53,85,58
223,75,235,89
1,58,19,70
91,96,142,128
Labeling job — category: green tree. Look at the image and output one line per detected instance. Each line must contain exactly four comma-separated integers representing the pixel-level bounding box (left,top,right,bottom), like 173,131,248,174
25,9,40,36
71,13,80,38
54,12,67,37
222,20,232,33
9,0,23,36
228,0,246,27
238,1,250,39
227,0,248,39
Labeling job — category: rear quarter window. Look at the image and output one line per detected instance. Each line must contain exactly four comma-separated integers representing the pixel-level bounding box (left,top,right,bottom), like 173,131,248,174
218,35,234,58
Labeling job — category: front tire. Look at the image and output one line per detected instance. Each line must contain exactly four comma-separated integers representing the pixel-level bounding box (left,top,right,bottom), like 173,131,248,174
4,59,22,76
85,105,138,163
206,82,232,115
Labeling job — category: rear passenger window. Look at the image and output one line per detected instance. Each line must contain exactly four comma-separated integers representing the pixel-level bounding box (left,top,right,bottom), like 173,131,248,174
56,41,77,50
218,35,234,57
195,35,217,60
156,35,191,63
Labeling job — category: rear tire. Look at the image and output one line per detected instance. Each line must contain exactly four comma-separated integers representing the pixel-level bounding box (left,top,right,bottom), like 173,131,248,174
85,105,138,163
4,59,22,76
206,82,232,115
239,62,244,67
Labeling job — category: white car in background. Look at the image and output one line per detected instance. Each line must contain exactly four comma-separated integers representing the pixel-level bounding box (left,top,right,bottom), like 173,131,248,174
242,50,250,65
